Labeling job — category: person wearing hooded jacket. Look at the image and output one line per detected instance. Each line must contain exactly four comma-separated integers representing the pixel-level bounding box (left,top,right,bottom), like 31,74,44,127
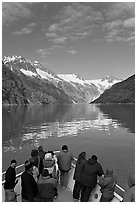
80,154,104,202
123,169,135,202
37,169,57,202
98,166,117,202
73,152,87,201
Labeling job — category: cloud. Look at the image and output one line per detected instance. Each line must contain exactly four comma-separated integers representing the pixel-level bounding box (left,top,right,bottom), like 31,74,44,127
46,3,103,44
123,18,135,28
103,2,135,44
45,2,134,45
36,44,64,58
67,48,77,55
2,2,32,26
36,49,50,58
105,2,135,21
12,23,37,36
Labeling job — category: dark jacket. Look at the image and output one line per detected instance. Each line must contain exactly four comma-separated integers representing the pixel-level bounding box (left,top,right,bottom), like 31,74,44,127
37,176,57,200
21,171,38,201
81,158,104,188
73,158,87,182
4,166,16,189
38,150,46,160
30,155,43,175
43,159,55,168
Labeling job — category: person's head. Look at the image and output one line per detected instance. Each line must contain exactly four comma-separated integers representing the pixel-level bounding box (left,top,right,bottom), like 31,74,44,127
78,152,86,163
10,159,17,168
41,169,50,178
106,166,114,176
31,149,38,157
62,145,68,151
91,155,98,161
38,146,43,152
24,160,33,171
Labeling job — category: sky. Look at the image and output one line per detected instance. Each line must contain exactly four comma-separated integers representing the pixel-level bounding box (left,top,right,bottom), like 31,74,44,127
2,1,135,80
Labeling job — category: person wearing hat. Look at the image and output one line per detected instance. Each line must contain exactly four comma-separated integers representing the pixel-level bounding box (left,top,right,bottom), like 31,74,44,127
21,160,38,202
37,169,57,201
4,159,18,201
80,155,104,202
98,166,117,202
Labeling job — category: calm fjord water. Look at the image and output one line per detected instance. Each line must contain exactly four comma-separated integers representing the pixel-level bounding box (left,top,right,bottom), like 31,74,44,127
2,104,135,189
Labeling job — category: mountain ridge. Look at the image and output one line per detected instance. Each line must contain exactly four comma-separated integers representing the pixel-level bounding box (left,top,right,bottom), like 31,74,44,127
92,74,135,104
2,55,123,105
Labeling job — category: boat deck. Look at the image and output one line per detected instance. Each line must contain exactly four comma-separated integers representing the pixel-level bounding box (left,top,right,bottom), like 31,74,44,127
54,185,74,202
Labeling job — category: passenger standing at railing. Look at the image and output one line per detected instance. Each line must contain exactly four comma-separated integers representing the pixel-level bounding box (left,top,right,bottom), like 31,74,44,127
73,152,87,201
98,166,117,202
80,155,104,202
57,145,74,190
4,159,18,202
123,168,135,202
21,160,38,202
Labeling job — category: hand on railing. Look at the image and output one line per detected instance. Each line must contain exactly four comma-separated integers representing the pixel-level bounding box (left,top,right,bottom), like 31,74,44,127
15,179,18,185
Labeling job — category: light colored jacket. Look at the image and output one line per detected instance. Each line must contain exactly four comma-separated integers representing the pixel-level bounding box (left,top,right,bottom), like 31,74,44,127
57,150,74,171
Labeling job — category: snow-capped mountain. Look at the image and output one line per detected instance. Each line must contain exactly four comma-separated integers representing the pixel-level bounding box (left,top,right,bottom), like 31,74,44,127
2,56,99,104
3,55,61,83
92,75,135,104
85,76,122,93
58,74,122,94
2,55,122,105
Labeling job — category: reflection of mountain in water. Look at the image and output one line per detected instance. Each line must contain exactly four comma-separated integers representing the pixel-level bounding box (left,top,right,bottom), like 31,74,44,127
97,104,135,133
2,104,98,143
3,104,135,152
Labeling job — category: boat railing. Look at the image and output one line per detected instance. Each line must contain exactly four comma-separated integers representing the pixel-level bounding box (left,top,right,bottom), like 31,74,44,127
2,151,125,201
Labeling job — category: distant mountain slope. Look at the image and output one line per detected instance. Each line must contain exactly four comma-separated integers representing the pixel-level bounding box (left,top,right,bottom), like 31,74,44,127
57,74,100,102
92,75,135,104
2,62,73,104
2,56,100,104
2,55,124,105
85,76,122,93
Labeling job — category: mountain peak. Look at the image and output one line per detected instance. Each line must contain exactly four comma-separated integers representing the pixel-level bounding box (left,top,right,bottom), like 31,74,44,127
101,75,120,82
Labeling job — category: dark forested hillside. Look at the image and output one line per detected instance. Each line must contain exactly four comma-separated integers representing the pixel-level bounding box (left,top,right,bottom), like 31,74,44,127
2,63,73,104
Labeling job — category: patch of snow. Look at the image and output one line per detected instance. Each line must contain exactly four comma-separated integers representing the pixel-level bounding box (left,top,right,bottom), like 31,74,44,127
20,69,37,77
36,68,60,81
85,78,121,93
58,74,86,85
